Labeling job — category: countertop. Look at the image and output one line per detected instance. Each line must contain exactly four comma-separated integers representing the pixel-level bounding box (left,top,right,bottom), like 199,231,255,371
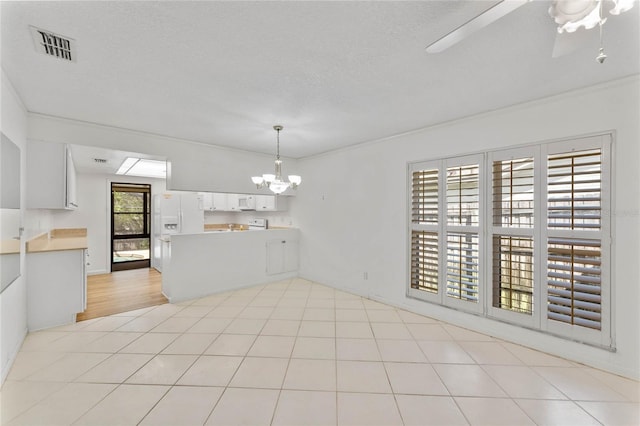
26,228,88,253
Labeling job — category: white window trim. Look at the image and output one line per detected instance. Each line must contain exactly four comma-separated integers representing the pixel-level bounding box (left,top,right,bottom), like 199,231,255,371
407,133,613,348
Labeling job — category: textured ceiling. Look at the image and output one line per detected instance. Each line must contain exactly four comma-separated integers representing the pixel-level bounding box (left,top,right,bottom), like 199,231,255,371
1,1,639,159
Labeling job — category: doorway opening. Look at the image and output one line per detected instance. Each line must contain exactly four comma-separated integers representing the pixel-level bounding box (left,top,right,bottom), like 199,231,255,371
111,183,151,271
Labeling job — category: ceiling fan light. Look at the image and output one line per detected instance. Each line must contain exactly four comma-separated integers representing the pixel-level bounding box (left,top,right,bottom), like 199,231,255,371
610,0,634,15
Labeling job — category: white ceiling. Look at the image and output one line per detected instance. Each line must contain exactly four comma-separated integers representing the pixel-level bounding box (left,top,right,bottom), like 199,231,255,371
2,1,639,160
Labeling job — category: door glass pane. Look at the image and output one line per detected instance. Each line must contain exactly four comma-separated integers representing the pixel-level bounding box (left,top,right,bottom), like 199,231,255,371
113,238,150,263
114,213,145,235
114,191,144,213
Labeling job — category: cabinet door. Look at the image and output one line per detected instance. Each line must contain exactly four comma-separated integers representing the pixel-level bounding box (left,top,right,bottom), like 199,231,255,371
226,194,240,211
266,239,284,275
212,193,228,211
201,193,213,211
283,240,299,273
256,195,276,211
65,146,78,209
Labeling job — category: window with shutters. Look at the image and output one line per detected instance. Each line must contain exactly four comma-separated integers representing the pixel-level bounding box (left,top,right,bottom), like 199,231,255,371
408,134,611,347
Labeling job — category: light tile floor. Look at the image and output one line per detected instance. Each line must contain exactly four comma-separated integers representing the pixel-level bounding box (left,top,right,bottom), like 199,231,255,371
1,278,638,425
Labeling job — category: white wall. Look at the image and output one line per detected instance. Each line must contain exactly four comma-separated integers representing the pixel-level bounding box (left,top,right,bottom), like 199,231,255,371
51,173,166,275
0,72,29,383
27,114,300,195
294,76,640,379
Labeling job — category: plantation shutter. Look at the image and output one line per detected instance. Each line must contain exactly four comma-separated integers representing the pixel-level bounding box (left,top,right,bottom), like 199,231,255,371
546,147,604,331
410,166,440,296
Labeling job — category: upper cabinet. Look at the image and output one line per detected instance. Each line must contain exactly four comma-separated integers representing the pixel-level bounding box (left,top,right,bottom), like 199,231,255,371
255,195,288,212
202,192,228,211
27,140,77,210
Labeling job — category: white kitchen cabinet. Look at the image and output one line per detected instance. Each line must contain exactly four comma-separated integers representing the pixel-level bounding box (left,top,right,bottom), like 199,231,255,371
255,195,288,212
202,192,228,211
27,140,78,209
266,238,299,275
226,194,240,211
26,249,87,330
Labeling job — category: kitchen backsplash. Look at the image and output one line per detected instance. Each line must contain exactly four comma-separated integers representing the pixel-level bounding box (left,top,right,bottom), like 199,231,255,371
204,210,295,228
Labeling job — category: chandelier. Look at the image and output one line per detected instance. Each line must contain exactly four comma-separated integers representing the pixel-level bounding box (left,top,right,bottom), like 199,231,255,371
251,125,301,194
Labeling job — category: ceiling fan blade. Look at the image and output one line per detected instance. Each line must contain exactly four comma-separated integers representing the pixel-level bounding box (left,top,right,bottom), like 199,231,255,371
551,27,599,58
426,0,530,53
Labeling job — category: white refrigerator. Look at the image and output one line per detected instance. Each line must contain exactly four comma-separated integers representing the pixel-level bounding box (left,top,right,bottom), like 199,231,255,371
152,192,204,273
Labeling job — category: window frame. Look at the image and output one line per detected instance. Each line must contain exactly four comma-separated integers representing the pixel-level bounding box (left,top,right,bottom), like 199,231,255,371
407,133,612,348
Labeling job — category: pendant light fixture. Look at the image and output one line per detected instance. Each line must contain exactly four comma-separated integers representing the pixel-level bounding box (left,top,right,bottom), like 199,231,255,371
251,125,301,194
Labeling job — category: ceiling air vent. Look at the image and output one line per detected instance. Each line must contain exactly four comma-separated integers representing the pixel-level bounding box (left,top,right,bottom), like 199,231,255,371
30,26,76,62
93,158,107,164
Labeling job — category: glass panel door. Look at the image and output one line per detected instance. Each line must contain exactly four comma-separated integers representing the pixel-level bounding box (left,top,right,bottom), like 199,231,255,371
111,183,151,271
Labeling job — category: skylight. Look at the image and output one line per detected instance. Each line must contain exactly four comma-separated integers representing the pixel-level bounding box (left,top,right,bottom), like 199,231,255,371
116,158,166,178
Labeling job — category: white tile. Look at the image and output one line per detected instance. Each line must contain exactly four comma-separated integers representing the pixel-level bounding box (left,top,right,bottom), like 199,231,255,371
418,340,475,364
177,355,243,386
191,294,227,307
223,318,266,334
81,332,143,353
45,332,107,352
534,366,629,401
458,341,523,365
272,390,337,426
247,335,296,358
205,305,244,318
362,299,395,310
482,365,566,399
18,331,69,351
186,317,232,333
229,357,289,389
582,368,640,402
337,392,402,426
433,364,507,397
334,300,365,310
261,319,300,336
335,309,369,322
336,360,391,393
125,354,197,385
161,333,218,355
455,397,535,425
206,388,279,426
115,315,166,332
577,401,640,426
150,316,200,333
406,323,452,341
501,342,574,367
277,298,308,308
270,307,305,320
139,386,223,425
73,384,169,425
303,308,335,321
75,353,153,383
371,323,413,340
385,362,449,395
7,383,116,426
298,321,335,337
0,381,66,424
335,322,373,338
5,351,66,381
119,333,180,354
172,306,215,318
336,338,381,361
377,339,428,362
366,310,402,323
516,399,600,426
442,324,495,341
396,310,438,324
248,298,280,308
305,298,335,309
143,304,184,317
204,334,256,356
80,316,134,332
110,306,156,317
283,359,337,391
292,337,336,360
396,395,468,426
25,353,110,382
238,306,274,319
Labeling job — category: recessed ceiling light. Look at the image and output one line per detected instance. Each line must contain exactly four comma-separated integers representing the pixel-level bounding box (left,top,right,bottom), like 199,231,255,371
116,157,166,178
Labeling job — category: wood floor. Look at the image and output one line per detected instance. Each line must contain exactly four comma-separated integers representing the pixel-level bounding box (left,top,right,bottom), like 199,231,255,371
76,268,168,322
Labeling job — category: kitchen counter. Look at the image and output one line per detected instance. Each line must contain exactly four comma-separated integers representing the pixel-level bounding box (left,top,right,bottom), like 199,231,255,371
161,228,299,303
26,228,88,253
